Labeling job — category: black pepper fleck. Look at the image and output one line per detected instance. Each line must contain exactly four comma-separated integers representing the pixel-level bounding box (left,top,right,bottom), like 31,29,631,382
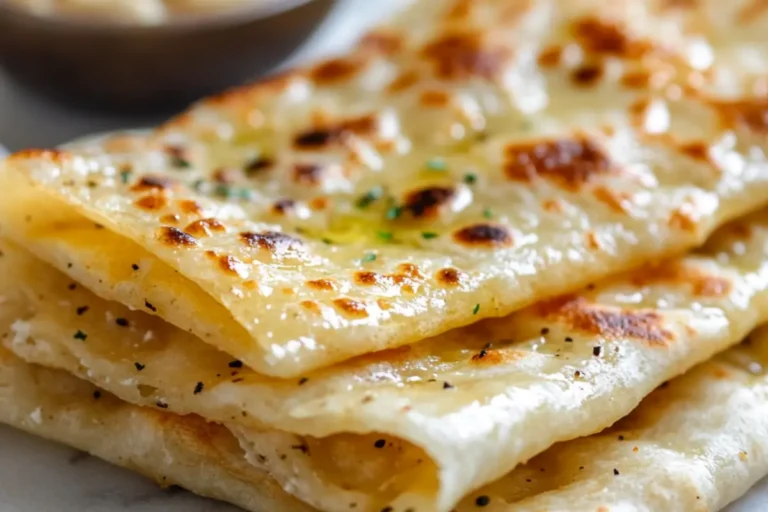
116,318,130,327
475,495,491,507
134,362,145,371
144,300,157,312
156,401,169,409
374,439,386,449
93,391,102,400
131,264,140,271
593,346,602,357
76,306,89,316
228,360,243,368
443,381,454,389
194,382,204,395
565,337,573,342
613,468,620,475
74,330,87,341
540,327,550,335
298,377,309,385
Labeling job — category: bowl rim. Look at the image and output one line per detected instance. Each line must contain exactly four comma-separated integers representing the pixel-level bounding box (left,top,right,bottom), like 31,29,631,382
0,0,321,32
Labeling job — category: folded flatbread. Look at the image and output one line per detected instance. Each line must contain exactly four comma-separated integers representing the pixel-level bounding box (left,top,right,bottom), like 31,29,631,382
2,0,767,379
2,323,767,512
0,347,313,512
3,203,768,511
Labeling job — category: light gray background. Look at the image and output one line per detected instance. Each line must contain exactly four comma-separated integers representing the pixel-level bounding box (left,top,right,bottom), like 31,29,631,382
0,1,766,510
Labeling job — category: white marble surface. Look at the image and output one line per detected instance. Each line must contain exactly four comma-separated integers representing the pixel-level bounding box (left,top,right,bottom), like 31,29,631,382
0,0,767,510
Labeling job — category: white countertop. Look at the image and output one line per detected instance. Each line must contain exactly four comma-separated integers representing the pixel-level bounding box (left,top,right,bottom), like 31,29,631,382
0,1,766,510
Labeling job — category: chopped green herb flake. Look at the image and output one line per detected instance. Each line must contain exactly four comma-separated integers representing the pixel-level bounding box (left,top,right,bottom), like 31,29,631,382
362,253,377,263
386,205,403,220
473,303,480,315
170,155,191,169
321,238,334,245
421,232,439,240
463,173,477,185
214,185,253,201
74,330,87,341
426,158,447,171
376,230,393,242
483,208,493,219
356,186,384,208
119,169,132,184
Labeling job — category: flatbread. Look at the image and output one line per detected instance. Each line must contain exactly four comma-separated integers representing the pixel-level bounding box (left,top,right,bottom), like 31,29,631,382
0,346,313,512
2,323,767,512
4,203,768,511
2,0,768,377
456,327,768,512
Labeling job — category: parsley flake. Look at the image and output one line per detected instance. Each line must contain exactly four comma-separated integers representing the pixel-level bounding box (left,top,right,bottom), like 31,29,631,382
74,330,87,341
421,232,439,240
473,303,480,315
426,158,447,171
119,169,132,184
482,208,493,219
362,253,377,263
356,186,384,208
463,173,477,185
386,205,403,220
376,230,393,242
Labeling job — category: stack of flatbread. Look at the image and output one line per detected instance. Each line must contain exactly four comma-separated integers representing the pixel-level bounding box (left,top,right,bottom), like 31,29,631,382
2,0,768,510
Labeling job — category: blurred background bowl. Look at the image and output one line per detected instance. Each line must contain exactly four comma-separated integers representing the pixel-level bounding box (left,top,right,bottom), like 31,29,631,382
0,0,337,113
